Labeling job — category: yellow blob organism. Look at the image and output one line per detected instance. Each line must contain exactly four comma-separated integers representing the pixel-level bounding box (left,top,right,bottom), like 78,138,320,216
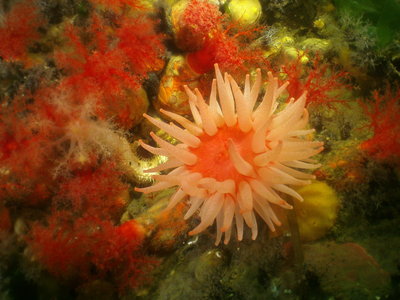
295,181,340,242
300,38,331,54
227,0,262,26
313,18,325,29
283,47,309,64
263,34,295,59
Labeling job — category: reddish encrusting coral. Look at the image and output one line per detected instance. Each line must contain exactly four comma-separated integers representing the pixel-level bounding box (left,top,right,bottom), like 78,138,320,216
0,95,57,204
182,0,221,37
28,212,149,290
28,211,90,279
54,162,129,220
176,0,222,51
26,157,148,290
217,28,266,72
0,1,43,64
55,22,139,99
115,16,165,77
0,1,164,293
178,0,265,75
280,55,349,107
187,28,266,75
0,121,48,177
360,85,400,161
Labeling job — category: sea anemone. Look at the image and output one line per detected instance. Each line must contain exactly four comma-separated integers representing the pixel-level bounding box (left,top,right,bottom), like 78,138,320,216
136,65,323,245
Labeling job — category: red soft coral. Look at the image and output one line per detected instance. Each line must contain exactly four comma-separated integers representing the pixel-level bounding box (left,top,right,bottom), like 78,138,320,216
187,27,266,75
0,126,46,176
115,16,165,77
0,95,56,203
29,211,90,279
280,54,349,107
55,14,162,128
56,23,139,101
0,80,131,201
360,85,400,162
28,212,150,291
0,1,43,64
90,219,149,291
55,161,128,219
56,13,164,96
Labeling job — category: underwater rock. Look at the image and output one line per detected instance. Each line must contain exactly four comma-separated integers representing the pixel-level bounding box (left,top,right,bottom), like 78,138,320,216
153,233,289,299
193,249,229,282
76,280,117,300
219,236,286,299
304,242,391,299
147,201,190,254
0,206,11,233
353,225,400,276
262,0,316,29
266,269,303,300
154,246,229,299
156,55,200,115
104,87,149,130
130,188,189,254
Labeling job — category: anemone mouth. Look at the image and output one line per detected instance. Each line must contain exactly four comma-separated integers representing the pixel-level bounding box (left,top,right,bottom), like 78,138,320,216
186,124,255,182
135,64,322,244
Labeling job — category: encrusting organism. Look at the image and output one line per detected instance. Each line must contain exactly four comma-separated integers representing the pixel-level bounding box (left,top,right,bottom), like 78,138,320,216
0,0,43,65
136,64,323,245
171,0,266,76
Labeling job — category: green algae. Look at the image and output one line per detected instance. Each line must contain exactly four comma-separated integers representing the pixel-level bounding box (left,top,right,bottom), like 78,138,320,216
334,0,400,48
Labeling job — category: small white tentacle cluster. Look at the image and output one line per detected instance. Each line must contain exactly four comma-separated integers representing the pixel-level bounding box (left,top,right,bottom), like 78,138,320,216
136,64,323,245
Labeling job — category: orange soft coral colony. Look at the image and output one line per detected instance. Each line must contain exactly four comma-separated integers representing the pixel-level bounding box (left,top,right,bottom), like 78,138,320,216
136,65,323,245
